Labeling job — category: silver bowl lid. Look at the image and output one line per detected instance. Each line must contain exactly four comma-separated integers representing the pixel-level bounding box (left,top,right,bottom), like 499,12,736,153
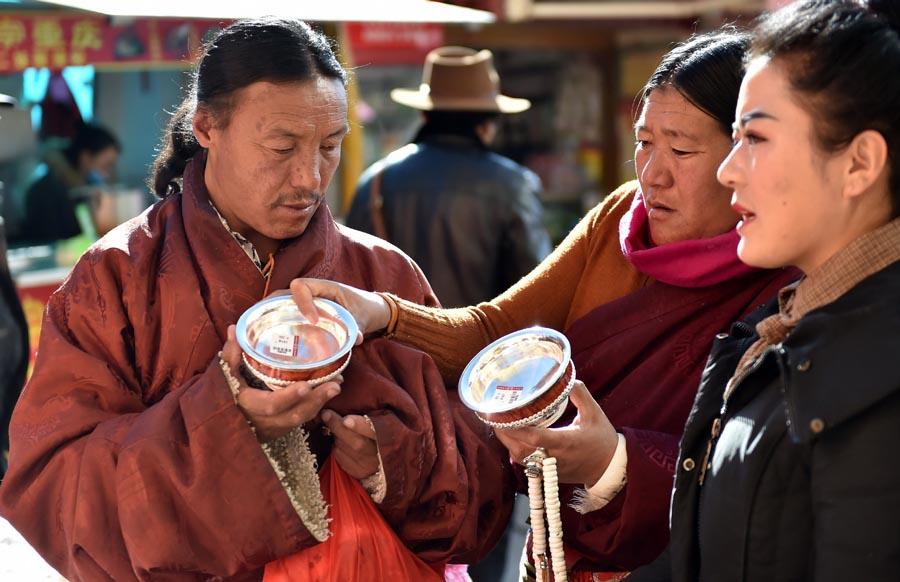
236,295,358,371
458,326,571,414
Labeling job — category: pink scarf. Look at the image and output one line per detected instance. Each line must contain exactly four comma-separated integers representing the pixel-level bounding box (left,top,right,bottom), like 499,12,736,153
619,189,757,288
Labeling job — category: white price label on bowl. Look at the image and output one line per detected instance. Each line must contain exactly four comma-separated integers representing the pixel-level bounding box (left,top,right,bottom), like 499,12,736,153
491,384,524,406
270,334,300,358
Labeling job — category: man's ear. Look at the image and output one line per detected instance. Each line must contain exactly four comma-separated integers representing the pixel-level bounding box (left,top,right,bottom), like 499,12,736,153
192,106,215,149
843,129,889,201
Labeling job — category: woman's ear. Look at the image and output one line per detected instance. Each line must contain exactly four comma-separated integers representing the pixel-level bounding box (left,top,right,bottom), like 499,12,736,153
843,129,889,201
192,106,214,149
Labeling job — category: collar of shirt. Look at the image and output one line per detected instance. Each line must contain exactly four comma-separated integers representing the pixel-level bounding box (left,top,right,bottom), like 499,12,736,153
785,216,900,324
726,216,900,401
209,201,264,273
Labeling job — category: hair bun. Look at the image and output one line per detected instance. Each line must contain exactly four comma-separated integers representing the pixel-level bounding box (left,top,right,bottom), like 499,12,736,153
868,0,900,34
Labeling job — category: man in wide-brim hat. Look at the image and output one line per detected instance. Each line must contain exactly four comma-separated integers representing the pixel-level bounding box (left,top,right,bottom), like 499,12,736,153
390,46,530,114
348,49,549,578
347,45,550,310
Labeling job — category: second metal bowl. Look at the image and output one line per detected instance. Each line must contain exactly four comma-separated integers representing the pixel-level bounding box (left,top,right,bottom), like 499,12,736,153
458,326,575,429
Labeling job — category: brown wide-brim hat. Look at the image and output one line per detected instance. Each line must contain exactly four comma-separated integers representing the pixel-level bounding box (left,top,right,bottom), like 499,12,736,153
391,46,530,114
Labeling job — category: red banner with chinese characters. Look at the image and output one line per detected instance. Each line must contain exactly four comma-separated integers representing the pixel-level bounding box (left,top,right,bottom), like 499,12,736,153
345,22,444,65
0,12,227,73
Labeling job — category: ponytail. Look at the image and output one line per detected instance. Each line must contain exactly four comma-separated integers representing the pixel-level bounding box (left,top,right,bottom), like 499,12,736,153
148,98,201,197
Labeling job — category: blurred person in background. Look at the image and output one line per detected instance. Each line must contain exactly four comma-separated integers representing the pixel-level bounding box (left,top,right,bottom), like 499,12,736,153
0,95,30,478
293,27,799,580
347,46,551,309
0,220,27,479
349,46,551,581
18,122,120,245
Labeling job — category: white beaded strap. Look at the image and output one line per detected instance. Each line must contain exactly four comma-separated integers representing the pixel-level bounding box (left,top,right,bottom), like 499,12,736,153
542,457,567,582
524,447,568,582
242,352,351,390
525,449,549,582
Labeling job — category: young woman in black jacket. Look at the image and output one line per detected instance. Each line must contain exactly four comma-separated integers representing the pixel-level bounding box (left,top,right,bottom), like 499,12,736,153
631,1,900,580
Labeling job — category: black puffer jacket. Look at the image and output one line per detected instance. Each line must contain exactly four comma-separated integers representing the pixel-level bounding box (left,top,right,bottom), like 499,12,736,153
347,133,551,307
632,259,900,582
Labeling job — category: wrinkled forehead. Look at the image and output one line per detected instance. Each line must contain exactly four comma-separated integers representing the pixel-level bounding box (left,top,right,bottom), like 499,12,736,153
636,85,721,140
232,78,348,136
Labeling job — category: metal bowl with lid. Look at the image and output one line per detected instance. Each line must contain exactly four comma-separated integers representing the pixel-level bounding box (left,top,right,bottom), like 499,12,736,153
458,326,576,429
236,295,358,390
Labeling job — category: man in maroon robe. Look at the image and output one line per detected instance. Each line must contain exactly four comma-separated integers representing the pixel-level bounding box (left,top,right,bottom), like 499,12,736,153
0,18,511,581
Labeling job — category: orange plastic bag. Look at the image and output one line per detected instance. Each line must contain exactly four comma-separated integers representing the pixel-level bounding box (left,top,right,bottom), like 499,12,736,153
264,455,445,582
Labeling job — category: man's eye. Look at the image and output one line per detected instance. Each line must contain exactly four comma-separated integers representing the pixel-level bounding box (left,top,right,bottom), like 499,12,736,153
271,147,293,155
635,140,650,148
321,143,341,153
672,148,693,156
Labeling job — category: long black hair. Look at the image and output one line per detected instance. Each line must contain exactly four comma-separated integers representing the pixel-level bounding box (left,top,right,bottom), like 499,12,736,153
750,0,900,217
148,17,346,197
642,27,750,136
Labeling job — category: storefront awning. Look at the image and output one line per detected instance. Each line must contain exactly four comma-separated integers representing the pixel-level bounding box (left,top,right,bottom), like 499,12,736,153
505,0,763,21
33,0,496,23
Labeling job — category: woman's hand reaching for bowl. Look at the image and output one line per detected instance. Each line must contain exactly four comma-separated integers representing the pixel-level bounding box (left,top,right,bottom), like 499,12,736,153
285,278,392,344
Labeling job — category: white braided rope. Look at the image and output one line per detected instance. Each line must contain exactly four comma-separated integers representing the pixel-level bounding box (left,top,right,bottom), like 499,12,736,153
542,457,567,582
526,450,548,582
525,448,568,582
242,351,351,390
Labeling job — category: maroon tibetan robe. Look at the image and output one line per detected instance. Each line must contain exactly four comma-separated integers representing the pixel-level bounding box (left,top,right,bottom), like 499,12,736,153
0,158,513,581
544,268,799,574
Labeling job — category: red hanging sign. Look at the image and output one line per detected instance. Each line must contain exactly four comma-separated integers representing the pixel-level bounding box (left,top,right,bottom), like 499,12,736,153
345,22,444,66
0,12,227,73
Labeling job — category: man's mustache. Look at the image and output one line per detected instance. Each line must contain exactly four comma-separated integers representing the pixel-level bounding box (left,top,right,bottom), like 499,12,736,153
270,192,323,208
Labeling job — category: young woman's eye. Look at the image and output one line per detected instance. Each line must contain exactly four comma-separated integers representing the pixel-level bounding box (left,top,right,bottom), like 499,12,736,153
731,132,763,147
745,133,765,145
